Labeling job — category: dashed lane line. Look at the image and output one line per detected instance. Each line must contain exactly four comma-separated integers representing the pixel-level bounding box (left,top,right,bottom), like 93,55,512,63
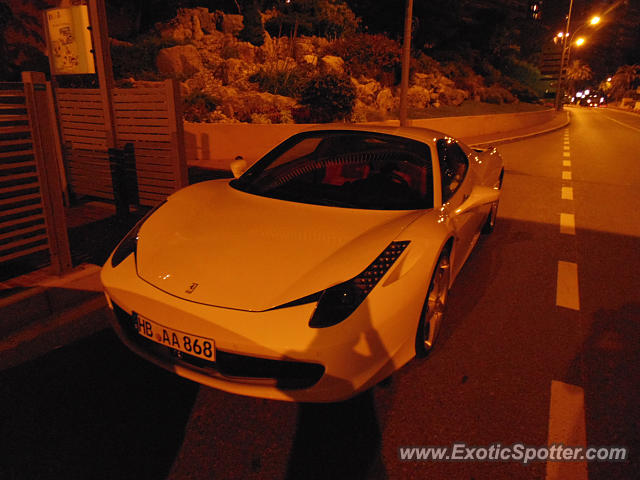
546,380,587,480
561,187,573,200
556,261,580,310
560,212,575,235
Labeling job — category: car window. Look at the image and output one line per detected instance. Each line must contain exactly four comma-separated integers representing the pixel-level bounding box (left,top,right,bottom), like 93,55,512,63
437,139,468,203
232,131,434,210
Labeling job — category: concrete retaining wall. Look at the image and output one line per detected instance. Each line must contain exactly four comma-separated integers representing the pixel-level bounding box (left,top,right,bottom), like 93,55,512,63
184,108,558,170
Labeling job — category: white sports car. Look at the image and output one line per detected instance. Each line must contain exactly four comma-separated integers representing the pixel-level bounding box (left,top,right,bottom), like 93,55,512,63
101,125,503,402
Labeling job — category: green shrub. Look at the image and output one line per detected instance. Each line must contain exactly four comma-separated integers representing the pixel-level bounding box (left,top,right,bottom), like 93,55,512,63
325,33,401,86
111,35,177,79
298,73,356,122
249,66,310,97
480,85,516,104
183,90,219,122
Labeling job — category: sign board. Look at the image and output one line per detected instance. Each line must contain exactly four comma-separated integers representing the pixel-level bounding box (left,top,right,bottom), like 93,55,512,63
46,6,96,75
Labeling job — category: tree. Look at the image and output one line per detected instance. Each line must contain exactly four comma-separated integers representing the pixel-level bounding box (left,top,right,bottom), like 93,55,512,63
239,0,265,46
565,60,593,95
265,0,359,39
609,64,640,101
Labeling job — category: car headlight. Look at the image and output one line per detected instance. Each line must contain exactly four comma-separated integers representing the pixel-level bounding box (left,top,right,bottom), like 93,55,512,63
110,201,166,268
309,241,410,328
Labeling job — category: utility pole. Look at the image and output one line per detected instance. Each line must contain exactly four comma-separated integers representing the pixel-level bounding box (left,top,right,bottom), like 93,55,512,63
399,0,413,127
554,0,574,111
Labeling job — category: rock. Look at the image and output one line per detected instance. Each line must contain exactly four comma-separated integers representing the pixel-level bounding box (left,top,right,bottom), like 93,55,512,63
222,14,243,35
236,42,256,63
376,88,397,113
156,45,203,78
293,37,316,62
407,85,430,109
191,14,203,41
222,58,257,86
319,55,345,75
354,77,381,106
194,7,215,33
302,54,318,66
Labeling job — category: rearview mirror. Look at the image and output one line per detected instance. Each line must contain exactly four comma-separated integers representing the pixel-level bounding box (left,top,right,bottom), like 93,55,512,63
455,186,500,216
230,156,248,179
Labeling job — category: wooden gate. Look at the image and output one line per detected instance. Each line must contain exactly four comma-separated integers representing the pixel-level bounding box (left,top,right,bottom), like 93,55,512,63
0,73,71,276
56,79,187,207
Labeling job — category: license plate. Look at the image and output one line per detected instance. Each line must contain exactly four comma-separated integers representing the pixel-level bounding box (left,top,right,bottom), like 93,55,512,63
134,314,215,361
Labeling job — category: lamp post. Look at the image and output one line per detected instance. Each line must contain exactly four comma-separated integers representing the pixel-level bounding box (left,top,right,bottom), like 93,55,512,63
554,8,601,110
399,0,413,127
554,0,574,110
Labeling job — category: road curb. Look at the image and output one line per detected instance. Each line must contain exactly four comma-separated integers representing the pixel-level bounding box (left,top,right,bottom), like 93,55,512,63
0,264,108,370
469,111,571,148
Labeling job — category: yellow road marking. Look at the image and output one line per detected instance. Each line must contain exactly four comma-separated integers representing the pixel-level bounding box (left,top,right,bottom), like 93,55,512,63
556,261,580,309
562,187,573,200
560,213,575,234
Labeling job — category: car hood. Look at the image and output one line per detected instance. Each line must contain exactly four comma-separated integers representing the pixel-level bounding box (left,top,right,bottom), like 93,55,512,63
136,181,423,311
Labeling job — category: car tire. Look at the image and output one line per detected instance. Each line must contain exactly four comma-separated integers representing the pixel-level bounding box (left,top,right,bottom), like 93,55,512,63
415,251,450,357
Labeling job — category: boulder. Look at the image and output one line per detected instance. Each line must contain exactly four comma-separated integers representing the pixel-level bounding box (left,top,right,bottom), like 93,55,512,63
222,14,243,35
302,54,318,66
407,85,431,109
193,7,215,34
236,42,256,63
156,45,203,78
376,88,397,113
293,37,316,62
354,77,382,106
156,8,207,43
222,58,257,86
319,55,345,75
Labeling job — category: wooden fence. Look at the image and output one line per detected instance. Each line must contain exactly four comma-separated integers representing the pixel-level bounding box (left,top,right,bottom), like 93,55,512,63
56,79,187,207
0,74,71,274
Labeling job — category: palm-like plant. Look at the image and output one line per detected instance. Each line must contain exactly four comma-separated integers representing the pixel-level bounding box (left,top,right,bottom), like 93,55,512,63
565,60,593,96
610,64,640,100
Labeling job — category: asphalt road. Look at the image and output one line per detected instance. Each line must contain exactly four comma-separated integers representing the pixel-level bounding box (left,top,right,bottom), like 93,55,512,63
1,107,638,480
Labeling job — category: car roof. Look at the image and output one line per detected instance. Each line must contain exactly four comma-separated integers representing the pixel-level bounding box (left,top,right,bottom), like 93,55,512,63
296,124,449,147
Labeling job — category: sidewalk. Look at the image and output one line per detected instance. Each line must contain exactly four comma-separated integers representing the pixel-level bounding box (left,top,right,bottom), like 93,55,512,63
0,112,570,371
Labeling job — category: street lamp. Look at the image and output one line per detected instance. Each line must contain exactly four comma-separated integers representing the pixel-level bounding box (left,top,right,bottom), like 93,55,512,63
554,6,601,110
399,0,413,127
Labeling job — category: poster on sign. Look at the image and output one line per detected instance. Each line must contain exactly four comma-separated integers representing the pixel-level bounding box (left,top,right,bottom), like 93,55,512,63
45,5,96,75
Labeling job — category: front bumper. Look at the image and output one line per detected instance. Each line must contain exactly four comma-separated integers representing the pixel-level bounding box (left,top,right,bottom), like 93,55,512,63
101,254,423,402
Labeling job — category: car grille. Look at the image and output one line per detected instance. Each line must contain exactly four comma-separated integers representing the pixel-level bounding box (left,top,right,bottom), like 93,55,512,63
111,302,325,389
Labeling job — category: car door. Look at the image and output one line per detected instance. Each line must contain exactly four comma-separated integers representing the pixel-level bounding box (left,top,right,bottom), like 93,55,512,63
436,139,478,276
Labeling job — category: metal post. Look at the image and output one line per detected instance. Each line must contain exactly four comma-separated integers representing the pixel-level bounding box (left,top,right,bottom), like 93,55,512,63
87,0,116,150
399,0,414,127
554,0,574,111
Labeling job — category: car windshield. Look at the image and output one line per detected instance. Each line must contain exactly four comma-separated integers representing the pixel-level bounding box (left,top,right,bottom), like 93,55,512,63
231,131,434,210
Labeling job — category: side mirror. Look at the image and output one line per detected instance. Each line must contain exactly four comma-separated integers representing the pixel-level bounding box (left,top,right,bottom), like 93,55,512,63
454,186,500,216
230,156,247,179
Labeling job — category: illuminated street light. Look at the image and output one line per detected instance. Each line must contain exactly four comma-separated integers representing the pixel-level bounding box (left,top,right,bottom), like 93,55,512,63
554,8,602,110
